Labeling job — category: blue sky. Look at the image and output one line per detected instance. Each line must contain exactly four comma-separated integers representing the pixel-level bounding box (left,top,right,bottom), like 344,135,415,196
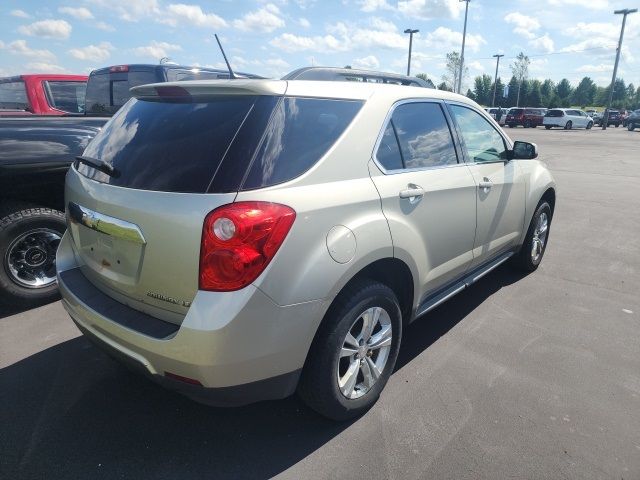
1,0,639,88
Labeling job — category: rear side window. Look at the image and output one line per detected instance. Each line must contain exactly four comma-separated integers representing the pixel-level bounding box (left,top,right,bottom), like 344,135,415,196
85,71,158,115
547,110,564,117
510,108,523,115
0,81,28,110
44,81,86,113
375,102,458,171
241,97,363,189
376,124,403,171
79,96,257,193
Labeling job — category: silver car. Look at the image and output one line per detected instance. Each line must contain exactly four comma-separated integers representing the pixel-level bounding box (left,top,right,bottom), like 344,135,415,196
57,79,556,420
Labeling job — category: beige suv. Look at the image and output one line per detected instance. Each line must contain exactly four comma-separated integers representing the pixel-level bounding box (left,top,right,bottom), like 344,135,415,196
57,78,555,420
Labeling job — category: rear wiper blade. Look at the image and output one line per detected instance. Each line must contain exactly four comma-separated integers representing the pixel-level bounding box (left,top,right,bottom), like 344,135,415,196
75,155,120,178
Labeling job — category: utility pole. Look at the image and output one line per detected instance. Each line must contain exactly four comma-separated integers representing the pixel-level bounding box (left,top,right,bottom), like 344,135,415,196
602,8,637,130
456,0,471,94
491,54,504,107
404,29,419,76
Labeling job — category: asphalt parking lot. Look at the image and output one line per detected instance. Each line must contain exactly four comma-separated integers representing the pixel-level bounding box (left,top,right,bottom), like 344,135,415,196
1,126,639,480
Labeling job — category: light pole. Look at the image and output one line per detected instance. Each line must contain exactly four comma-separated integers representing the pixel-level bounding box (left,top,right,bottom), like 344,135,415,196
602,8,637,130
456,0,471,94
491,54,504,107
404,29,419,76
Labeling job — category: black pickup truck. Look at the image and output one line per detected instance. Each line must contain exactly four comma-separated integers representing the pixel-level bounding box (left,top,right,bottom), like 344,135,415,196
0,63,262,306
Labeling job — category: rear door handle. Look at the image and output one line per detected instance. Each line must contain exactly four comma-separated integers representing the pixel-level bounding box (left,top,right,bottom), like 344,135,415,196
478,178,493,191
399,185,425,201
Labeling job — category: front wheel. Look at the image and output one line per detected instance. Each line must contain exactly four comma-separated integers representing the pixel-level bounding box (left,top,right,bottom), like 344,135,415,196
508,124,515,128
298,280,402,421
629,122,636,131
545,125,552,130
564,121,572,130
586,121,593,130
524,120,531,128
615,123,619,128
512,201,552,272
0,204,65,306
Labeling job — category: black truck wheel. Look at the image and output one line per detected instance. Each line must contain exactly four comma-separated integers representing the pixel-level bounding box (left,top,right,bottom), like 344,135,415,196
0,203,66,306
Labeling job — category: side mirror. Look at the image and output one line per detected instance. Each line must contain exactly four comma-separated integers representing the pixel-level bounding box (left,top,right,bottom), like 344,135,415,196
511,141,538,160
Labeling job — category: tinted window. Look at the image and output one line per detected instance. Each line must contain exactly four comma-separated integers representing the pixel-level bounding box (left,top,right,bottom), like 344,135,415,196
376,124,403,170
85,70,158,115
547,109,564,117
450,104,507,163
45,81,86,113
0,81,28,110
242,97,363,189
510,108,524,115
79,96,257,193
381,102,458,170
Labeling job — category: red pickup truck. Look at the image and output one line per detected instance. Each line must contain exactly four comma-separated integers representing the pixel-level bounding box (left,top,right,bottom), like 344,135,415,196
0,74,88,116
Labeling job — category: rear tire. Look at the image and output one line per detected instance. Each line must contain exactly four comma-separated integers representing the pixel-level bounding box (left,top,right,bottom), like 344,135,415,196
615,123,619,128
512,201,552,273
586,121,593,130
0,203,65,306
545,125,552,130
524,120,531,128
298,280,402,421
629,122,636,131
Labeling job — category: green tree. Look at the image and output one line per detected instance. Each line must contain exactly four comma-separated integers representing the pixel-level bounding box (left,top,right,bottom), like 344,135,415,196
529,80,542,107
510,52,530,107
540,79,555,107
472,74,493,106
572,77,596,107
506,76,519,107
490,77,506,107
466,88,476,101
555,78,572,106
438,81,452,92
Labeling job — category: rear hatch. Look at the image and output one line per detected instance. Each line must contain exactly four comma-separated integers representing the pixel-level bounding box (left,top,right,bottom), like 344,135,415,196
66,80,286,323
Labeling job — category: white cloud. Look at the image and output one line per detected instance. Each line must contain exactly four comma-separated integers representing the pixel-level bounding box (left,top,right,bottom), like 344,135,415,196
422,27,486,53
265,58,290,69
68,42,114,62
299,17,310,28
565,22,618,40
159,4,227,28
353,55,380,69
358,0,393,12
18,19,72,40
398,0,463,20
234,4,285,33
576,64,612,73
504,12,540,40
96,21,115,31
368,17,397,33
530,34,554,53
132,41,182,59
270,33,346,52
547,0,609,10
467,60,484,71
58,6,94,20
25,62,67,73
2,40,56,61
88,0,160,22
10,9,30,18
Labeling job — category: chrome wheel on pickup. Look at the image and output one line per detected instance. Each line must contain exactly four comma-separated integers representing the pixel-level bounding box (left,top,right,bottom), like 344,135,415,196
5,229,61,288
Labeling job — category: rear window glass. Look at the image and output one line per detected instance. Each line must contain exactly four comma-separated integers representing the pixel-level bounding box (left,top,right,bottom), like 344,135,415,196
241,97,363,190
85,71,158,115
45,81,86,113
79,96,257,193
547,110,564,117
0,81,28,110
166,69,227,81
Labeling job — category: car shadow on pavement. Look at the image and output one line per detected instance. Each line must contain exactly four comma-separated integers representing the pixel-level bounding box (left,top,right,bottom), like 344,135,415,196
1,266,526,480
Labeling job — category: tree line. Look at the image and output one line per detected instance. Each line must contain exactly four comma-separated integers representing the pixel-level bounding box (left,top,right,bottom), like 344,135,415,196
418,50,640,111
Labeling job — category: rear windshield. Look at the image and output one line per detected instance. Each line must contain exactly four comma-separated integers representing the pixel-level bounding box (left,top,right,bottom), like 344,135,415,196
45,81,86,113
0,81,28,110
85,70,158,116
546,110,564,117
78,95,363,193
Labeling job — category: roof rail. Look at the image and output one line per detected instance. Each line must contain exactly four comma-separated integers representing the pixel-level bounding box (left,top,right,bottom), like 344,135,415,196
282,67,435,88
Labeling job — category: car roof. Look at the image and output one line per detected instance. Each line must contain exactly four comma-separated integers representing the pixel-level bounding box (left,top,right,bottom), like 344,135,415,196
131,79,477,105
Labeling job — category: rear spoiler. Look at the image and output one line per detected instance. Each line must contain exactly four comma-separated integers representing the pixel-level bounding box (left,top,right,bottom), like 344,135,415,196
131,80,287,99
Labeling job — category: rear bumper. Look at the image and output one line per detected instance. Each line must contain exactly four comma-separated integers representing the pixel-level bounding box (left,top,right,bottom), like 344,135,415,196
57,232,324,406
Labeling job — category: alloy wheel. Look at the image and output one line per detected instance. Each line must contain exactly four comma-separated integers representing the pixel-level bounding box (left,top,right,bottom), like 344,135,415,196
337,306,392,399
530,212,549,264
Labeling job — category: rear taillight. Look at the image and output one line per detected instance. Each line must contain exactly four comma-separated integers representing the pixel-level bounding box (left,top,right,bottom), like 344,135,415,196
199,202,296,291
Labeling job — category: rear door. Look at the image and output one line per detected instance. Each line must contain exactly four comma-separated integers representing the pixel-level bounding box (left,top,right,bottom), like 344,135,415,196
66,94,276,322
447,103,526,268
368,100,477,296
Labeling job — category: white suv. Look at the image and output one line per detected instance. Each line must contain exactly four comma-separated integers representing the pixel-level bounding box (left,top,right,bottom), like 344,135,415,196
57,79,556,420
543,108,594,130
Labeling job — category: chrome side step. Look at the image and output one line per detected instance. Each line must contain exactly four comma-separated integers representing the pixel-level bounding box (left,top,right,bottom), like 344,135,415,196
415,251,514,318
